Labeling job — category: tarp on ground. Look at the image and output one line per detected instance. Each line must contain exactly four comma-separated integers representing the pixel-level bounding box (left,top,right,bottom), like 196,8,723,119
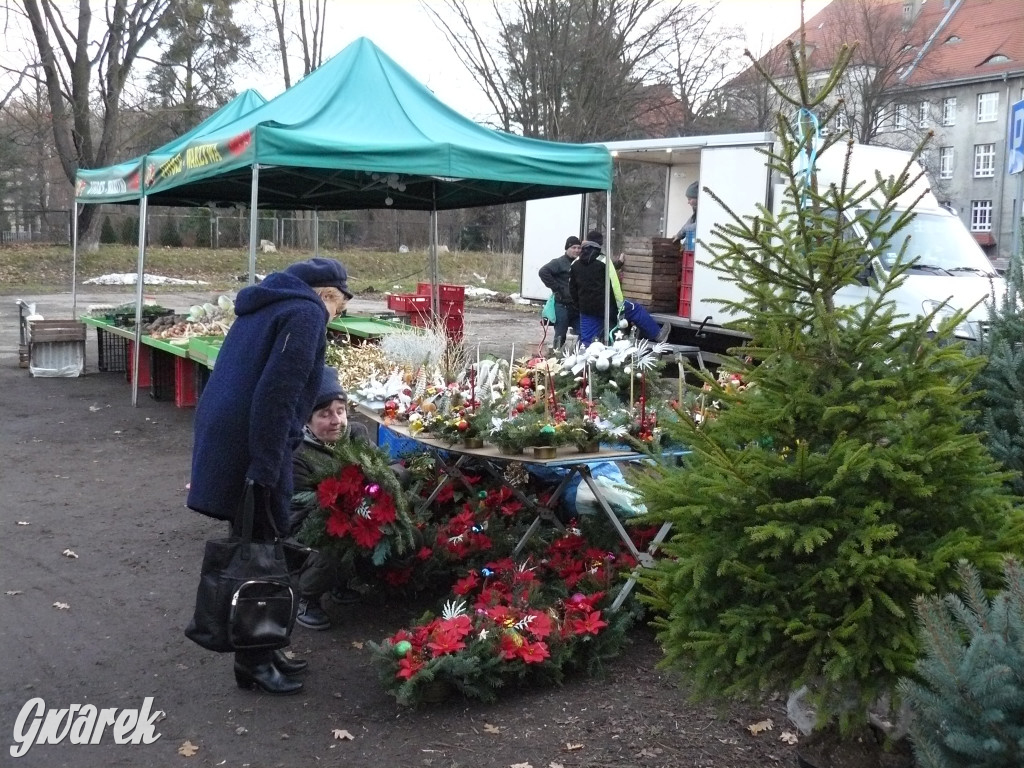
75,89,268,204
77,37,612,210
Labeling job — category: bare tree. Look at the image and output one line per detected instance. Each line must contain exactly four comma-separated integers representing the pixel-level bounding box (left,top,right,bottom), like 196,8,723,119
423,0,695,142
257,0,327,89
8,0,172,242
655,2,744,135
820,0,929,145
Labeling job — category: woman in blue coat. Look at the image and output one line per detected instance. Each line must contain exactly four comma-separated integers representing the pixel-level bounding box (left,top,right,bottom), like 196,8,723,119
187,257,351,695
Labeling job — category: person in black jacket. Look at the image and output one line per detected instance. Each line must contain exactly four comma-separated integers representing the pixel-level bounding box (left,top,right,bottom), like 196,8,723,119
288,367,370,632
569,230,669,345
538,235,582,349
187,257,352,696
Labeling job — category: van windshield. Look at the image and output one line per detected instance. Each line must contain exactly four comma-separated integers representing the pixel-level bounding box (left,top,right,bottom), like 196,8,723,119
860,209,996,276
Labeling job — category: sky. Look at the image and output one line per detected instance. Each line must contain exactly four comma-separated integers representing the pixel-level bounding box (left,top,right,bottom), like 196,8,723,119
235,0,831,123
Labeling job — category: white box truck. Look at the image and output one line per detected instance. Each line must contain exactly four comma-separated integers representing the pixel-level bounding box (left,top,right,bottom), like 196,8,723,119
521,132,1005,360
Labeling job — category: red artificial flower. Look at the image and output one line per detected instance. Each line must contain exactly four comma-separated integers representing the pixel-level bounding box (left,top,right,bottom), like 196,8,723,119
523,610,553,639
396,655,424,680
443,614,473,638
498,631,526,660
325,508,351,538
434,482,455,505
518,639,550,664
452,572,481,595
350,515,383,548
567,610,607,636
336,464,365,497
371,495,397,525
427,628,467,656
416,546,433,561
317,476,345,508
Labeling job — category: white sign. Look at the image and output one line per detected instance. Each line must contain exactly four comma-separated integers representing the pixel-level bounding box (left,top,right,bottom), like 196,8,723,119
1009,98,1024,175
10,697,162,758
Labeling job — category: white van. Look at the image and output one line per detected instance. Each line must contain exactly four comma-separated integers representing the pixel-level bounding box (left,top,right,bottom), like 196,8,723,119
521,133,1005,358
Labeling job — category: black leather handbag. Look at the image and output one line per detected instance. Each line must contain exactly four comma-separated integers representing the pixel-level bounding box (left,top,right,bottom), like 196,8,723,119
185,483,299,652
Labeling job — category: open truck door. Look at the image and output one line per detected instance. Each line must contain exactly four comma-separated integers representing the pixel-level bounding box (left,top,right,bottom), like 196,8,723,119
689,144,772,323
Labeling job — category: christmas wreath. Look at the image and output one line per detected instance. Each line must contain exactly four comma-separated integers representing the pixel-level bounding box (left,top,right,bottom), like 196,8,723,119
294,437,417,567
369,531,637,707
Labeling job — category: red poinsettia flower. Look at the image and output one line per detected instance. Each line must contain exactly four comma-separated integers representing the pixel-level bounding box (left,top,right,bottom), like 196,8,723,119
371,495,397,525
396,655,424,680
434,482,455,505
317,476,346,508
350,515,383,548
325,508,352,538
444,614,473,638
518,639,550,664
416,547,433,561
427,627,467,656
452,572,480,595
523,610,553,639
336,464,365,497
498,631,526,660
567,610,607,636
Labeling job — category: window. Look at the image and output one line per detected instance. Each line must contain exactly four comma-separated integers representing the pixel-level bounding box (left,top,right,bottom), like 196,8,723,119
834,110,847,133
970,201,992,232
974,144,996,177
983,54,1010,65
918,101,929,128
939,147,954,178
945,35,961,44
977,92,998,122
942,97,956,126
895,103,909,130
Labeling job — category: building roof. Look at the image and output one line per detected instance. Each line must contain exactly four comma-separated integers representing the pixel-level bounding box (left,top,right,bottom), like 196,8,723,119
904,0,1024,86
743,0,1024,89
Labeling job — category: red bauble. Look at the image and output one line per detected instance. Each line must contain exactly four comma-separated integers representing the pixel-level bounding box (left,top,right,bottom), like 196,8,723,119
457,419,469,432
519,376,532,388
515,403,525,413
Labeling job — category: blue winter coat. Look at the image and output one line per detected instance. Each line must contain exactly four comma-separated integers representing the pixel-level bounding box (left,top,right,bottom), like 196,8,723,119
187,272,328,531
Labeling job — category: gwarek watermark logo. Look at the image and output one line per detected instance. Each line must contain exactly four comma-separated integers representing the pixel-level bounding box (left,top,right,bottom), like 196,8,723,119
10,697,163,758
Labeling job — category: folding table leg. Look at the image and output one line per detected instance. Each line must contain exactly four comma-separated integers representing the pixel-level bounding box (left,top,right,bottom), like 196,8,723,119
512,467,577,557
578,466,650,565
609,522,673,612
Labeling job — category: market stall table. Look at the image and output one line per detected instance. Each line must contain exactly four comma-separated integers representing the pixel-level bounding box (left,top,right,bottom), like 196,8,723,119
356,405,675,610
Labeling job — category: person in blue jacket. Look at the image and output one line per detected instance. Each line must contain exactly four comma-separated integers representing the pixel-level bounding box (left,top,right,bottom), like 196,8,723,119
187,257,351,696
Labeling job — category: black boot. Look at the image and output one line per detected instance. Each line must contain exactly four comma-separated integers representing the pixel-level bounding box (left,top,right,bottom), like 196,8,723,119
273,649,308,675
234,650,303,695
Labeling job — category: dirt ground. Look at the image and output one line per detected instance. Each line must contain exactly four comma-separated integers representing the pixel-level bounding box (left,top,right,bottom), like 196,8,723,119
0,299,798,768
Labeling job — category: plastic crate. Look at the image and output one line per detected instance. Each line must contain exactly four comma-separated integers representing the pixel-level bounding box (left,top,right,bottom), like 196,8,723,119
678,285,693,318
416,283,466,303
96,328,129,373
386,294,432,315
174,356,198,408
150,348,176,402
444,315,464,342
125,340,153,387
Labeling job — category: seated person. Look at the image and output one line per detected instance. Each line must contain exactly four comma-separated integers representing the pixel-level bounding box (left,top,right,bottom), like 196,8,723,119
288,366,370,631
569,230,670,346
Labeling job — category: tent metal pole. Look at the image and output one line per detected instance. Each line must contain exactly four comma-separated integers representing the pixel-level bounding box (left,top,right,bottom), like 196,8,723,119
430,183,440,316
247,164,259,285
603,190,612,342
131,195,149,408
313,210,320,257
71,202,79,319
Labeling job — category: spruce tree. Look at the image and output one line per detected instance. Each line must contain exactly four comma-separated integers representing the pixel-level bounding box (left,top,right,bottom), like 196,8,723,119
633,36,1024,734
900,559,1024,768
971,256,1024,495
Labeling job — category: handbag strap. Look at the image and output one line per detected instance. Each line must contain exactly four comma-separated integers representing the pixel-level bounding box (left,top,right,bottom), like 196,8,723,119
236,482,284,562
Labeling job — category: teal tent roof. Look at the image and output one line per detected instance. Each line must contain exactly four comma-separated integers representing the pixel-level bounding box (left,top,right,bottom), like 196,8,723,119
78,38,611,210
76,90,267,203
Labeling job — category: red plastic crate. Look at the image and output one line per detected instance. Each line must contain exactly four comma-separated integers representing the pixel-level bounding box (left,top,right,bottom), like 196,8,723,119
387,294,432,315
444,315,464,341
175,356,198,408
417,283,466,303
678,285,693,317
125,340,152,387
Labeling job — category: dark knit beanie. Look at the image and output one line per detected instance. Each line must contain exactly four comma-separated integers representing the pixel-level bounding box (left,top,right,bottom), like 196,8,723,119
564,235,581,250
285,257,353,299
313,366,347,413
686,180,699,200
585,230,603,246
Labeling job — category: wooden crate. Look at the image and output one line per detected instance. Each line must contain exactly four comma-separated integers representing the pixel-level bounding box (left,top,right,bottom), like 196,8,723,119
617,238,682,313
28,320,86,377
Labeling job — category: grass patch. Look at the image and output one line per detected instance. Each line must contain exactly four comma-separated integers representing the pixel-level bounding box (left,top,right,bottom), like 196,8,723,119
0,244,523,296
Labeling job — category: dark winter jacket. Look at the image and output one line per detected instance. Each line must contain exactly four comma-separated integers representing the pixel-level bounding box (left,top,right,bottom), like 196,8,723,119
187,272,329,531
569,242,618,318
538,253,574,306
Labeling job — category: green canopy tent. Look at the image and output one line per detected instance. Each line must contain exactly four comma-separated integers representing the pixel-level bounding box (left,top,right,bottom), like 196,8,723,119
75,37,613,405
